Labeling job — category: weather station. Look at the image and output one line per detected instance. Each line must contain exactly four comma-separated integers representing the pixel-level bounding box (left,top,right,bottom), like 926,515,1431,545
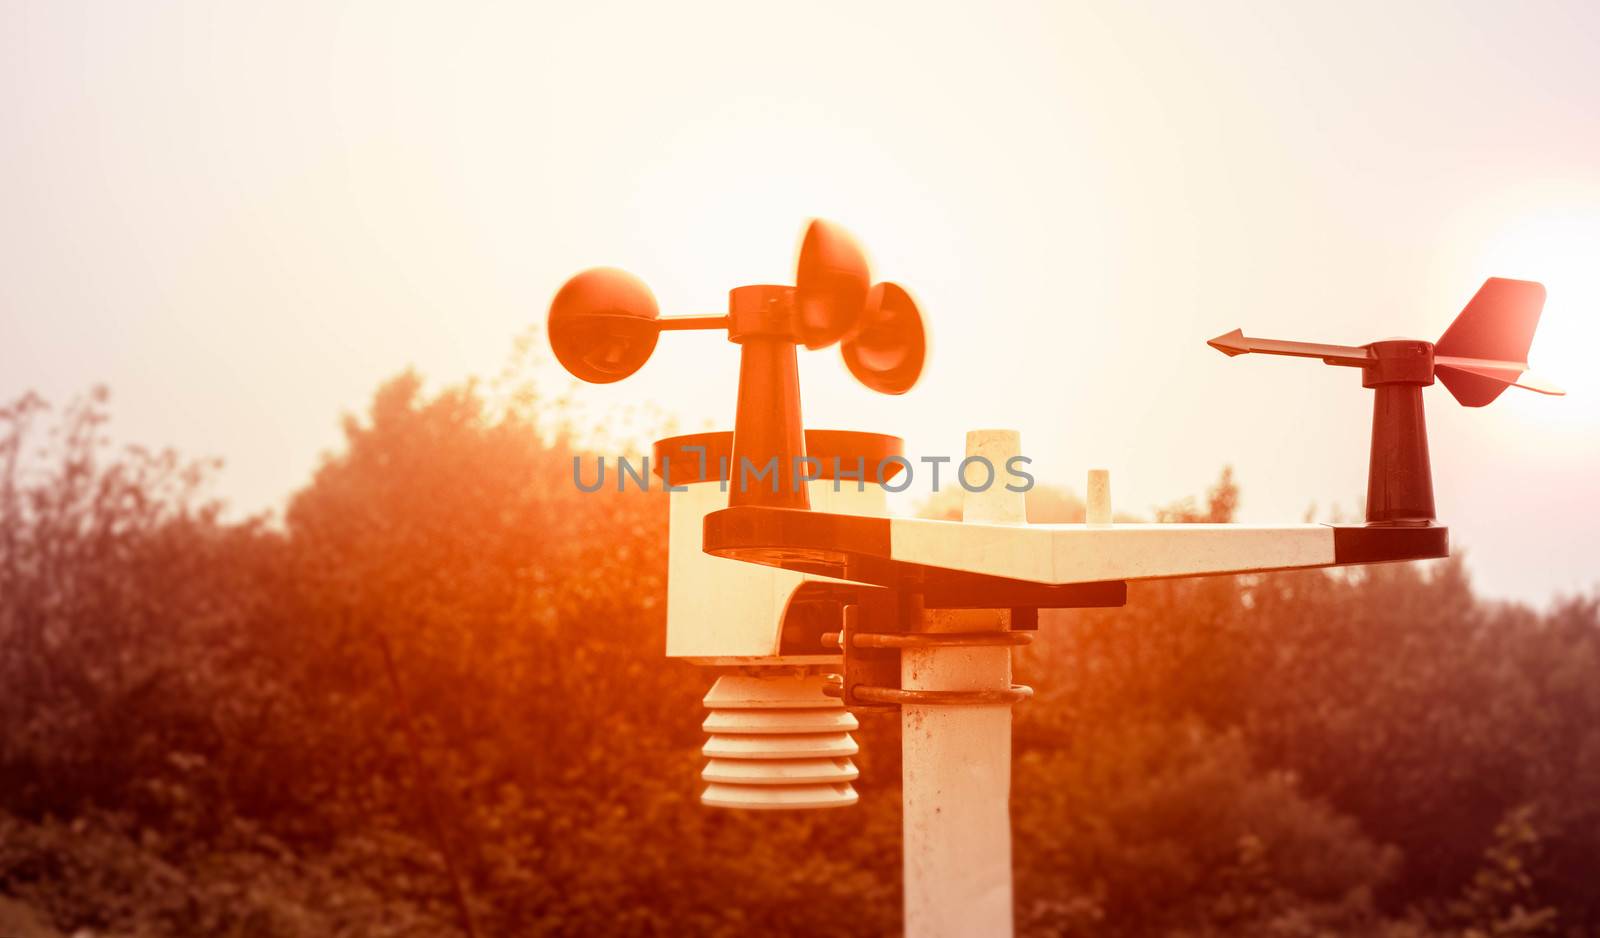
545,220,1563,938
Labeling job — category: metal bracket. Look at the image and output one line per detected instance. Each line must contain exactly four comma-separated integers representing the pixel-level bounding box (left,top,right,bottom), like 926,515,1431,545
822,589,1042,711
823,589,907,712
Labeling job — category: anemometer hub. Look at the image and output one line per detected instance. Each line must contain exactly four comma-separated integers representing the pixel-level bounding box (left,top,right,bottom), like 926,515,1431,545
1209,277,1563,526
548,220,926,511
727,284,796,339
1361,339,1434,388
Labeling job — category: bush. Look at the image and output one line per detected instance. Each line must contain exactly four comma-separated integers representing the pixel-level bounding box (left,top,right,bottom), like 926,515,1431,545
1015,720,1396,937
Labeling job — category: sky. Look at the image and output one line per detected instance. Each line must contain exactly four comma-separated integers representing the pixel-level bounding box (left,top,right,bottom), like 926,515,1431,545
2,1,1597,604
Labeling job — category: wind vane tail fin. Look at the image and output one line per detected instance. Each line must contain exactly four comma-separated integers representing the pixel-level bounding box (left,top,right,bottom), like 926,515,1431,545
1435,278,1548,407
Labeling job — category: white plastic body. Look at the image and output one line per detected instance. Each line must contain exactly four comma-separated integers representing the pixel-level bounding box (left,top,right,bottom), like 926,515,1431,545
902,430,1019,938
1086,467,1112,525
887,518,1336,584
666,478,887,664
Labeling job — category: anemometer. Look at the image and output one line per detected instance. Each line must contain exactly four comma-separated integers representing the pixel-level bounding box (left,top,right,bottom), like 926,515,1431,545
545,219,1561,938
548,220,926,509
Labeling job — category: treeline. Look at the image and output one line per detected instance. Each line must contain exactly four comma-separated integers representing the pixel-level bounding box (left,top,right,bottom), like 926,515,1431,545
0,376,1594,937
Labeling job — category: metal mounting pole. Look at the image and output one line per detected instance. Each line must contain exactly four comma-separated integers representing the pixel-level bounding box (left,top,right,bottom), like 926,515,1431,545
901,430,1022,938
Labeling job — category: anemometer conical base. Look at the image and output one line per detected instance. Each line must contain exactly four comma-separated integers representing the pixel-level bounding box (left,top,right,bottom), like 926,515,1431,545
700,673,860,810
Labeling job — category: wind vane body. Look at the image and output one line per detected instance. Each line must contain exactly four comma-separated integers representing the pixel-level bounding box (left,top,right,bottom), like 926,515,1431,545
1208,277,1562,402
1209,277,1563,524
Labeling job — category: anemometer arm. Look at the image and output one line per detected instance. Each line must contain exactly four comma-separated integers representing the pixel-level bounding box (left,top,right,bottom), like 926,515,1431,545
656,314,731,331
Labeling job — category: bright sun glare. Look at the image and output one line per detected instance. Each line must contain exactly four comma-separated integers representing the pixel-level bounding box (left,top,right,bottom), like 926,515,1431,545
1477,210,1600,406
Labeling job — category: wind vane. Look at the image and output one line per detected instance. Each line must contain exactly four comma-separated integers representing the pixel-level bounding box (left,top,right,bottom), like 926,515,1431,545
1210,277,1563,524
1208,278,1563,402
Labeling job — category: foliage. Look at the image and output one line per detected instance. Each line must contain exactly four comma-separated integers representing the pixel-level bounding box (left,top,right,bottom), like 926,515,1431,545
1014,719,1397,937
0,381,1595,937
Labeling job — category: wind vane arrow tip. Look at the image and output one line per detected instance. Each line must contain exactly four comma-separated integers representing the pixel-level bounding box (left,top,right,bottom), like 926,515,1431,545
1208,329,1250,357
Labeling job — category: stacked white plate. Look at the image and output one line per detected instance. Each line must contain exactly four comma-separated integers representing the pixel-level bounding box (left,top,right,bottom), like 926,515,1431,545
700,673,860,810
